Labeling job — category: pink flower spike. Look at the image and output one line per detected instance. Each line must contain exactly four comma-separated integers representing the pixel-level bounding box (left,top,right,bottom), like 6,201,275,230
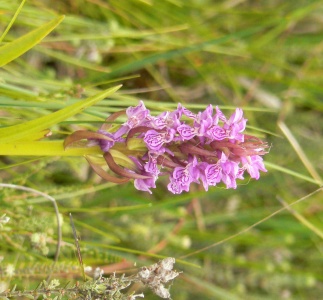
68,100,269,194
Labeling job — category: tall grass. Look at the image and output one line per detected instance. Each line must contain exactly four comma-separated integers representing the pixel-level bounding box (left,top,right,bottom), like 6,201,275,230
0,0,322,299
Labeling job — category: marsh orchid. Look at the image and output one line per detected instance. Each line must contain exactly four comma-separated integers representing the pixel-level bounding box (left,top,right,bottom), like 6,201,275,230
65,101,268,194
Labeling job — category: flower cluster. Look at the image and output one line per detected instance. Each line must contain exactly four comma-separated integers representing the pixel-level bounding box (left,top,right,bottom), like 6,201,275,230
65,101,268,194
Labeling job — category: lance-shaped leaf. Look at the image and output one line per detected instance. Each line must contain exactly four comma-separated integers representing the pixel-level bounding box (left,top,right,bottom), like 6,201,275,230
0,141,103,156
104,152,151,179
85,156,129,184
0,85,122,144
64,130,114,149
0,15,65,67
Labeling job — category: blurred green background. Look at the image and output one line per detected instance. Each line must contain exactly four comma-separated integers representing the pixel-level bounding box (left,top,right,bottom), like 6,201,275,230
0,0,322,299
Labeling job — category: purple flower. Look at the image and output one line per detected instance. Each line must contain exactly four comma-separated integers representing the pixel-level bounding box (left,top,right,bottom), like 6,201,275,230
68,101,268,194
195,162,210,191
194,105,214,134
177,124,196,140
144,128,175,152
205,163,222,187
204,153,240,189
167,177,184,194
216,106,247,142
241,155,267,180
150,112,169,130
167,157,200,194
129,156,157,194
167,166,192,194
219,152,239,189
173,166,191,185
150,110,180,129
134,176,157,194
221,163,239,189
206,125,228,140
125,100,150,129
167,171,191,194
144,130,165,151
144,152,160,176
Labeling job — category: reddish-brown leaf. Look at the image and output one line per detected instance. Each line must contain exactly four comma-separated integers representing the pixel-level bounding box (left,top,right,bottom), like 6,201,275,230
104,152,151,179
85,156,129,184
100,110,126,131
64,130,113,149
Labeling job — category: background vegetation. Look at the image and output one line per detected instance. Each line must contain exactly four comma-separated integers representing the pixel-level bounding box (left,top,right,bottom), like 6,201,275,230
0,0,322,299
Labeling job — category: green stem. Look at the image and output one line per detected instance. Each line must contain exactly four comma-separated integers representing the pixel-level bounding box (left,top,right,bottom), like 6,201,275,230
0,140,103,156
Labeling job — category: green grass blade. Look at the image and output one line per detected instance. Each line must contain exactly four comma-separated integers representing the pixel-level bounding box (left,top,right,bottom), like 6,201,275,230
0,15,65,67
0,0,26,43
0,85,122,143
265,161,320,185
